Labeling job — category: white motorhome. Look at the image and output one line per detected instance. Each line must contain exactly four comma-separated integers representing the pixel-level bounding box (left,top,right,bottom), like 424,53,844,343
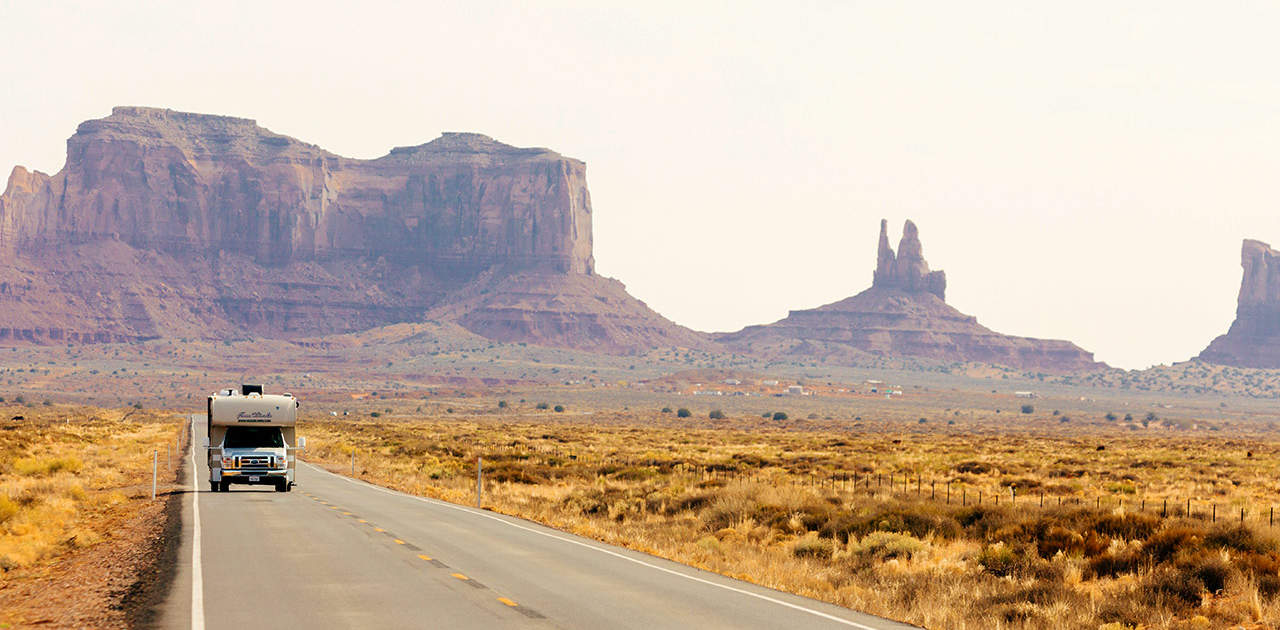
205,385,304,492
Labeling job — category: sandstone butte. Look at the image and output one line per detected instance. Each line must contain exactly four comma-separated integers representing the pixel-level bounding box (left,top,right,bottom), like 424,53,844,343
1198,239,1280,368
0,106,709,352
716,219,1104,373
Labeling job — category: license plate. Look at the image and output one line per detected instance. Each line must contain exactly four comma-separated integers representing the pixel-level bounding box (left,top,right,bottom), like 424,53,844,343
249,476,260,482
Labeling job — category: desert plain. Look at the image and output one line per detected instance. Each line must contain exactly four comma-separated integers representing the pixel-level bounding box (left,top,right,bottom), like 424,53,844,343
3,331,1280,629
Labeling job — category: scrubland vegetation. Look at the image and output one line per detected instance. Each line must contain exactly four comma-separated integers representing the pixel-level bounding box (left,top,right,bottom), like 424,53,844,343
303,413,1280,628
0,406,183,627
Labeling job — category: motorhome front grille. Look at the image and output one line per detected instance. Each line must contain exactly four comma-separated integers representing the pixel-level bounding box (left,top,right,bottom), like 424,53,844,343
237,456,273,469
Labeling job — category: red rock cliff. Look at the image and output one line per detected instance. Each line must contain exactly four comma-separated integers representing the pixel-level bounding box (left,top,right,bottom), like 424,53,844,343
1,107,594,274
0,107,707,352
1197,239,1280,367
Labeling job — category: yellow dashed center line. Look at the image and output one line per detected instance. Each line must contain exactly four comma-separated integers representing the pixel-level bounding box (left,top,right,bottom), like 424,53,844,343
374,528,385,532
417,554,432,561
497,597,518,607
342,512,353,516
394,539,405,545
357,519,368,523
451,573,469,581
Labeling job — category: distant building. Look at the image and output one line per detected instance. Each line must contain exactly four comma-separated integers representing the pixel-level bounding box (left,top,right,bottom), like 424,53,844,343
762,380,779,386
1015,391,1037,398
787,385,804,395
723,379,741,385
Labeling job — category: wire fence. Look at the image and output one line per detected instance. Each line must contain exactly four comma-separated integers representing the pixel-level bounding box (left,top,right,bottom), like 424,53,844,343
462,443,1280,530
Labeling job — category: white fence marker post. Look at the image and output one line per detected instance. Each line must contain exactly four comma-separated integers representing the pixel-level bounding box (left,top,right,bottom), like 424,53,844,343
351,448,355,476
477,457,483,508
152,449,158,500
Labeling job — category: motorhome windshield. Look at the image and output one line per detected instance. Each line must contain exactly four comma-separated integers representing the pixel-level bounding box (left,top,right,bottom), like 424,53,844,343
223,426,284,449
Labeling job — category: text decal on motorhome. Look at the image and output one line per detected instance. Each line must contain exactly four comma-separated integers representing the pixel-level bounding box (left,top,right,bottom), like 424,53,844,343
236,411,273,423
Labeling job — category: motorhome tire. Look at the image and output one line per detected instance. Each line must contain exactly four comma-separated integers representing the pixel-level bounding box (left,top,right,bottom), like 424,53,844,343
218,480,229,492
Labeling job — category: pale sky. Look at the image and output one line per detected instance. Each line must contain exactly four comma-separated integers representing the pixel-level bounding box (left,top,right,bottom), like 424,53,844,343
3,1,1279,370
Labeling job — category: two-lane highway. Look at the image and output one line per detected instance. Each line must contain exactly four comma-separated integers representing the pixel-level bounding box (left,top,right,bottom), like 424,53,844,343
158,416,918,629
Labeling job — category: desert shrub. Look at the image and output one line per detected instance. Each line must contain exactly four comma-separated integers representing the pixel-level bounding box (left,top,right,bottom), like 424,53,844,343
611,466,658,482
956,506,1015,539
660,407,671,413
676,408,691,418
1205,524,1278,554
833,505,962,542
772,412,788,421
849,531,924,561
553,405,565,412
483,463,548,484
1091,511,1161,540
730,453,769,467
1020,404,1034,414
0,494,18,524
1144,525,1205,563
1037,525,1084,558
562,486,628,516
954,460,991,474
1260,574,1280,600
792,533,832,559
1181,550,1233,594
1003,476,1042,491
708,410,725,419
498,400,508,408
978,582,1080,624
13,456,82,476
535,402,550,410
1142,566,1204,606
666,491,714,515
976,542,1031,577
1096,595,1150,626
1087,544,1146,578
792,499,839,532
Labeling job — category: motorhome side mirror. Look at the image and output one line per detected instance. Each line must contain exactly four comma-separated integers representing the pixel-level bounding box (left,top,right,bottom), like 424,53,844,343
202,437,210,448
297,437,307,449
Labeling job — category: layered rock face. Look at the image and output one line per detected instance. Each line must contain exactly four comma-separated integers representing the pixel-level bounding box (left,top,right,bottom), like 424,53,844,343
1197,239,1280,367
0,107,703,351
2,107,593,272
717,220,1101,372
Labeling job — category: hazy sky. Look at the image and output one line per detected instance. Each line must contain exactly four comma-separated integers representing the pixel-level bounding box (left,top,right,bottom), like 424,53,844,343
3,1,1279,369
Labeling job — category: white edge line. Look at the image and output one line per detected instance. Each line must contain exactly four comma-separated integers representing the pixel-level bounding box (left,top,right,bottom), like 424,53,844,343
303,462,890,630
190,416,205,630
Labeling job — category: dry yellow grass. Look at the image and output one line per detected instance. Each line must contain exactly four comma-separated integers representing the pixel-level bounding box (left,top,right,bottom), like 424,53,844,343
301,413,1280,629
0,405,184,627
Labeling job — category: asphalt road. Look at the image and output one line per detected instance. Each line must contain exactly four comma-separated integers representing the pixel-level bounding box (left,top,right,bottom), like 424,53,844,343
157,416,918,629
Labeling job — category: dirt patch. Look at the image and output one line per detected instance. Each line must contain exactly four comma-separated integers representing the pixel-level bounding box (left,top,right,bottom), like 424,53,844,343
122,467,186,628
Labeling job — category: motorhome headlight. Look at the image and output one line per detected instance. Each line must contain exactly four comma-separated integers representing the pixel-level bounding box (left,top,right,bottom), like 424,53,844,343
274,454,285,468
221,456,235,469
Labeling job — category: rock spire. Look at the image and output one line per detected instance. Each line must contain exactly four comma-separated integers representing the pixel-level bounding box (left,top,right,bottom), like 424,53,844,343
872,219,946,299
1198,239,1280,367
